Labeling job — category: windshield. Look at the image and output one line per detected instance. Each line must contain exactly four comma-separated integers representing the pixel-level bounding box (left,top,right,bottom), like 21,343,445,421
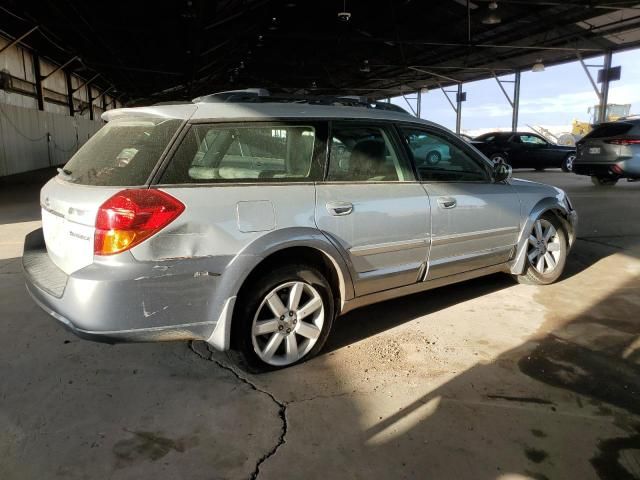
60,115,183,186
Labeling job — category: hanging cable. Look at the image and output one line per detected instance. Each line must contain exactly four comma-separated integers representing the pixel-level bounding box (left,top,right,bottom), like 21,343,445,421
0,101,48,142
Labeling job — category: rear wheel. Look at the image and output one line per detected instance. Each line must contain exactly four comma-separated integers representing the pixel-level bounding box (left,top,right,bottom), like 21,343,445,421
425,151,441,165
516,214,567,285
591,176,618,186
561,153,575,172
232,264,334,372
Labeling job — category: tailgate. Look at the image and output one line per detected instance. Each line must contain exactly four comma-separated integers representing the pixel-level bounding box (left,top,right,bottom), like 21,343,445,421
41,177,122,275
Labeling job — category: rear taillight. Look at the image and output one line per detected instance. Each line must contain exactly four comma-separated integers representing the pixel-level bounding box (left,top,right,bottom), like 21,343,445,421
605,138,640,145
611,164,624,175
94,189,185,256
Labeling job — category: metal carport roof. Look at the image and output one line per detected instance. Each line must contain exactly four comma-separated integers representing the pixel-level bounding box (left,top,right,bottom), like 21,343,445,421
2,0,640,104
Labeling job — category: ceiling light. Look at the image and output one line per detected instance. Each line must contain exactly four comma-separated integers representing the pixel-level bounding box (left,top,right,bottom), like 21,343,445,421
338,0,351,22
482,1,501,25
360,60,371,73
532,59,545,72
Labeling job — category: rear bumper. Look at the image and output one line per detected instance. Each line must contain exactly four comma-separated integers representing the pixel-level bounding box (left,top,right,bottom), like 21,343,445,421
573,158,640,178
23,228,223,344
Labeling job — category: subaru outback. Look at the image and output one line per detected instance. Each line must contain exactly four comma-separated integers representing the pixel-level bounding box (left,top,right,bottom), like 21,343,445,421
23,94,577,372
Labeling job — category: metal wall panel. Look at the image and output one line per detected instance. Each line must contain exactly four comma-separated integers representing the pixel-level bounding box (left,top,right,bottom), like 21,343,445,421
0,102,103,176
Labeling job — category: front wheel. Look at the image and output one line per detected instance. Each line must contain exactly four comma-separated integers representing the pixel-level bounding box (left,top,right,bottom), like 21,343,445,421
490,153,507,166
591,176,618,186
232,264,334,372
562,154,575,172
516,214,568,285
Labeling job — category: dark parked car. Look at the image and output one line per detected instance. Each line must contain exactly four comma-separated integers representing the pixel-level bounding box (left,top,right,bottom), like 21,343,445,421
472,131,576,172
573,118,640,186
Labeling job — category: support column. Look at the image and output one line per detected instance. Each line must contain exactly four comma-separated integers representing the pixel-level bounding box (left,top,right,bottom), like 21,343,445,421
87,84,94,120
456,83,463,134
598,50,613,124
33,53,44,111
416,89,422,119
65,70,75,116
512,70,521,132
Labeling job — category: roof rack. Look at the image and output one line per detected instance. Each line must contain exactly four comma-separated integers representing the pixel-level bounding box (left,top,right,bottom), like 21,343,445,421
192,88,412,115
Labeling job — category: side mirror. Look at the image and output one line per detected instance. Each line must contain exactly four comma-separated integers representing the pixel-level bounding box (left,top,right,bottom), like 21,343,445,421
493,162,512,182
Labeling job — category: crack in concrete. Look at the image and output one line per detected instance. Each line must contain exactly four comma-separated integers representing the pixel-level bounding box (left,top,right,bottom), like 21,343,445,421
290,391,357,404
188,341,287,480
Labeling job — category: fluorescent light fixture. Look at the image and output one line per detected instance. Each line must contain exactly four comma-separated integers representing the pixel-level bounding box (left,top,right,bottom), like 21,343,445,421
482,12,501,24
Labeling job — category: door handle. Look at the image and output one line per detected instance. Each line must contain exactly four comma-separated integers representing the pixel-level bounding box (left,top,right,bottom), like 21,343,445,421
326,201,353,216
437,197,457,209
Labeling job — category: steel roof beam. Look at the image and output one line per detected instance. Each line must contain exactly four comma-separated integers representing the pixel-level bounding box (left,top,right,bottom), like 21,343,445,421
0,26,38,55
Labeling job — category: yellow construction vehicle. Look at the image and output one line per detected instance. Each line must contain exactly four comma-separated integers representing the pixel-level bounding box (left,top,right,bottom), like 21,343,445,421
571,103,631,138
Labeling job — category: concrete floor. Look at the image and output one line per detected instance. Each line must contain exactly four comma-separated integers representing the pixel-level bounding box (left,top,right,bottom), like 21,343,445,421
1,171,639,480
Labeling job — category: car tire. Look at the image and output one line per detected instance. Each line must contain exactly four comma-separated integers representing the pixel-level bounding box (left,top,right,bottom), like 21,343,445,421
231,264,335,373
591,176,618,186
561,154,575,172
516,213,568,286
426,151,441,165
490,153,507,166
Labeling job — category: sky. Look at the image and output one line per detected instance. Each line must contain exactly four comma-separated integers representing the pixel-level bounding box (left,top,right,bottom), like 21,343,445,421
391,48,640,136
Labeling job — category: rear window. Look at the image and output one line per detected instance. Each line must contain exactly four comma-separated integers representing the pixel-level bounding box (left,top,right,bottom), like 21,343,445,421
585,122,633,139
160,123,319,183
60,116,183,186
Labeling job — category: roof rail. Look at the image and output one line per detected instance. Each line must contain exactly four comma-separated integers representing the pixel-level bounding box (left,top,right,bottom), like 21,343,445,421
191,88,412,115
617,114,640,121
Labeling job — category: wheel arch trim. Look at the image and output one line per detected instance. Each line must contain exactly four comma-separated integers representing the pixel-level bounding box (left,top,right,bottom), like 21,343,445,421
206,227,355,351
510,198,576,275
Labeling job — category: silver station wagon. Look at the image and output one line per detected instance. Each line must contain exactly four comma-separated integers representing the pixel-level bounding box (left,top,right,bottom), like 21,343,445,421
23,94,577,371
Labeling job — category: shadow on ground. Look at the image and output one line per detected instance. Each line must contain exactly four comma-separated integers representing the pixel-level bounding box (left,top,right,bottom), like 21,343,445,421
250,235,640,480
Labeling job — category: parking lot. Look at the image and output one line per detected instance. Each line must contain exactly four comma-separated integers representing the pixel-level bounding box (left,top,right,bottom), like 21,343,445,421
1,170,638,480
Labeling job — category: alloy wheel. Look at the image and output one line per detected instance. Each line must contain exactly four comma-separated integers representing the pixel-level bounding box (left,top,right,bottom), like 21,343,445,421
527,218,562,275
491,154,506,165
251,281,325,367
565,154,575,171
426,151,441,165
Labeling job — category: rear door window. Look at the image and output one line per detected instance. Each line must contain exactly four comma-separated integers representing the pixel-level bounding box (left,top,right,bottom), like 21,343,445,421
61,116,184,186
518,134,547,145
161,123,322,183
